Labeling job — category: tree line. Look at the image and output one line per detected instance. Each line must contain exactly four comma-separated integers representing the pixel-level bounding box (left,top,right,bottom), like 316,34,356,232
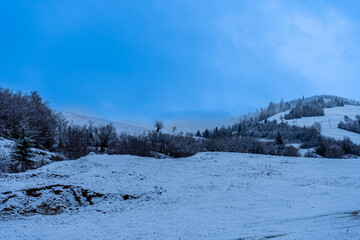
338,115,360,134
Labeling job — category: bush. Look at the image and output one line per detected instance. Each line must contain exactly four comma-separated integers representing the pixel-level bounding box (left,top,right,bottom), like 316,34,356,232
338,115,360,134
284,146,300,157
313,137,360,159
323,145,345,159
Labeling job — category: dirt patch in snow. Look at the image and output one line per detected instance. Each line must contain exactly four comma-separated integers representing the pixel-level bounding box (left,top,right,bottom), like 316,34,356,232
0,185,105,218
121,186,165,201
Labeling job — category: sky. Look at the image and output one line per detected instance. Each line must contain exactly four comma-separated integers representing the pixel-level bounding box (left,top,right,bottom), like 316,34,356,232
1,0,360,123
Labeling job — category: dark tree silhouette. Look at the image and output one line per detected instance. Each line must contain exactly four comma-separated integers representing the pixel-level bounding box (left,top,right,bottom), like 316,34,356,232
11,128,34,172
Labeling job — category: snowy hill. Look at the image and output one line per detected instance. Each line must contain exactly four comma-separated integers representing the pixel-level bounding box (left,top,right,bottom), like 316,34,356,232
62,111,235,134
268,105,360,144
1,152,360,239
61,111,149,134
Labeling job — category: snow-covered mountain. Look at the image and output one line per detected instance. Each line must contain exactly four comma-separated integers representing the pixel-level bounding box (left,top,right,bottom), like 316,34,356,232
268,105,360,144
62,111,149,134
63,97,360,143
1,152,359,239
62,111,236,134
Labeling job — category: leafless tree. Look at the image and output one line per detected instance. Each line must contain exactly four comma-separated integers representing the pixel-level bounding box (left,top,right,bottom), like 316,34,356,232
154,121,164,133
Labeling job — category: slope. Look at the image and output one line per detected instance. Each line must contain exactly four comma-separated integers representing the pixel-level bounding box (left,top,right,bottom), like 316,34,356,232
268,105,360,144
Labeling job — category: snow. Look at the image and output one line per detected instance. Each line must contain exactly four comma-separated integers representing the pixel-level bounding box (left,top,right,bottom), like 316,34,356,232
268,105,360,144
1,152,360,239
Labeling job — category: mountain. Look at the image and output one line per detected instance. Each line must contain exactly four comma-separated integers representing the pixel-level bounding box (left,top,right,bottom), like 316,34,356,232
63,95,360,141
62,111,237,134
61,111,149,134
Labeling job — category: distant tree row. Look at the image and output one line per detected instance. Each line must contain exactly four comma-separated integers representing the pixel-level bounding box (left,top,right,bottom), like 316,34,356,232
256,96,350,122
57,124,302,160
197,118,321,146
338,115,360,134
284,100,325,120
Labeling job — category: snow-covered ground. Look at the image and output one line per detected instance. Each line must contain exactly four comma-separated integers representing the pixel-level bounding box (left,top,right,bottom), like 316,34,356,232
1,152,359,239
269,105,360,144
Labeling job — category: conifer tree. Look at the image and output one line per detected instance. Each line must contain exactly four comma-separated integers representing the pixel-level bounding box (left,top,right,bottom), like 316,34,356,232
11,128,34,172
275,131,285,155
203,129,210,138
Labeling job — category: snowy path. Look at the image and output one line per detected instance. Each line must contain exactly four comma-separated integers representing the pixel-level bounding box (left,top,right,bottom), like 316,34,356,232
1,153,360,239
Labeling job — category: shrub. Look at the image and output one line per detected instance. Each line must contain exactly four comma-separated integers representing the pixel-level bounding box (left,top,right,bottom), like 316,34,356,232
284,146,300,157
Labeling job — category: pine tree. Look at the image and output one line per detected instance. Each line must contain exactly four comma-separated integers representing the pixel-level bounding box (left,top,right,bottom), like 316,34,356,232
275,131,285,155
203,129,210,138
213,127,219,137
195,130,201,137
11,128,34,172
237,124,242,133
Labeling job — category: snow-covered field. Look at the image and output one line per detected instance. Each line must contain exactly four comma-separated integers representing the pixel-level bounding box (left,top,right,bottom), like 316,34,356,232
269,105,360,144
1,153,359,239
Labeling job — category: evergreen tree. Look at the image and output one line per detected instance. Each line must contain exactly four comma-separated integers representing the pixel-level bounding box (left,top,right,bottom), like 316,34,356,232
213,127,219,137
203,129,210,138
275,131,285,155
195,130,201,137
237,124,242,133
11,128,34,172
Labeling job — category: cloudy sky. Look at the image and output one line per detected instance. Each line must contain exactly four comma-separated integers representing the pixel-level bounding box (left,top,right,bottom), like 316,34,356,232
1,0,360,122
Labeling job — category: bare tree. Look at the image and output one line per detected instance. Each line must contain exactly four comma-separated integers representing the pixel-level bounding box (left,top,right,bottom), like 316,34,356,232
94,124,117,153
154,121,164,133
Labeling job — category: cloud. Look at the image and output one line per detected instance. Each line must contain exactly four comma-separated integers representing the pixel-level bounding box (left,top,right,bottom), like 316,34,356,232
222,0,360,93
270,6,359,86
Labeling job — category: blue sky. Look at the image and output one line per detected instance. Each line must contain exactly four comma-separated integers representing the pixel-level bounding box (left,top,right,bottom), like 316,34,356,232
1,0,360,122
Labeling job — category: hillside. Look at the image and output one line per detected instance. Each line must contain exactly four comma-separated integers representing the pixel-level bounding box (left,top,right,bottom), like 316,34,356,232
1,152,360,239
62,111,149,134
268,105,360,144
63,95,360,136
62,111,235,134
